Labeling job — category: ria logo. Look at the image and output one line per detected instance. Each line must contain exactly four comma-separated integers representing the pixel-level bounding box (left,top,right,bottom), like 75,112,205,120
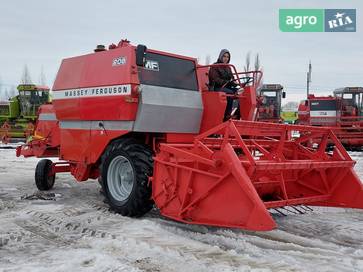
144,60,159,71
325,9,356,32
328,12,352,28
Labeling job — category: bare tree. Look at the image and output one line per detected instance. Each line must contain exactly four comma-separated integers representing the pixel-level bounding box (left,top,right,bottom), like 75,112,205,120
282,101,299,111
254,53,263,88
205,55,211,65
8,85,17,98
242,52,252,85
39,65,47,86
0,77,17,100
254,53,261,71
4,88,9,100
21,64,32,84
244,52,251,72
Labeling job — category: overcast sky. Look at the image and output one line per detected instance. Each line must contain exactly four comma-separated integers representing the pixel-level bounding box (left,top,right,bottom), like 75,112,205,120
0,0,362,103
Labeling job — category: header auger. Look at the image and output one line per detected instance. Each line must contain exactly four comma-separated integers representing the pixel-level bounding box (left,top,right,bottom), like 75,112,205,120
16,40,363,231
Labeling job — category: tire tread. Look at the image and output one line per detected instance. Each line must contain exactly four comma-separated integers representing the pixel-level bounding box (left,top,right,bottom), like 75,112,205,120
100,138,153,217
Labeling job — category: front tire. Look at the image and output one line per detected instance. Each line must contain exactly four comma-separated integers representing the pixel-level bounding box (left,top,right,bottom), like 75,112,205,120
35,159,55,191
100,139,153,217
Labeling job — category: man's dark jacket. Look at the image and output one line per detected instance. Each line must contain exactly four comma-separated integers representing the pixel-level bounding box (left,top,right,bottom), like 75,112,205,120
208,49,237,91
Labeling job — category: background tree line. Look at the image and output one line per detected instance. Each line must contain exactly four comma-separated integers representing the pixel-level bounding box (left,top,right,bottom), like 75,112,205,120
0,65,46,101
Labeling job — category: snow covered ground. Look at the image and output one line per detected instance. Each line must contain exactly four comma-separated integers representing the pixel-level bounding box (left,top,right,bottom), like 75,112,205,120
0,148,362,272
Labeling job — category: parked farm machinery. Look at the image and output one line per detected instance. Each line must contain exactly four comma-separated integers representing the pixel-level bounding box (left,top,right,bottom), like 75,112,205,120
298,87,363,150
256,84,285,123
17,40,363,231
0,84,50,143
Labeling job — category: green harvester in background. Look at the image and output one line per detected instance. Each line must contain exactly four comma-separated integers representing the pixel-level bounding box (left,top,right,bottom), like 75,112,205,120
0,84,50,142
280,111,298,124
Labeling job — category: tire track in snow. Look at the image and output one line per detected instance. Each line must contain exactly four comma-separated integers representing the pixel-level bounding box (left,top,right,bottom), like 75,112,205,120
17,208,255,270
78,200,345,271
154,218,362,272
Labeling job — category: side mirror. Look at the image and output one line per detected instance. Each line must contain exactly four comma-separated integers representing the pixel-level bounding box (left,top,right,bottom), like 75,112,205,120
282,91,286,99
136,44,147,66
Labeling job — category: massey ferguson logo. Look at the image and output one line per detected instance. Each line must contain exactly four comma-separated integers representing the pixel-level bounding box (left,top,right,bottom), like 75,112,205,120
53,85,131,100
144,60,159,71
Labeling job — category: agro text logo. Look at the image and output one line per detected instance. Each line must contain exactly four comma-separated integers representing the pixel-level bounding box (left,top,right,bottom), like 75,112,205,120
279,9,356,32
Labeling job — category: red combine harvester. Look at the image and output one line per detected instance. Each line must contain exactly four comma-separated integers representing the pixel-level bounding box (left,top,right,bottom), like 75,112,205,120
298,94,338,126
256,84,285,123
17,40,363,231
334,87,363,149
298,88,363,150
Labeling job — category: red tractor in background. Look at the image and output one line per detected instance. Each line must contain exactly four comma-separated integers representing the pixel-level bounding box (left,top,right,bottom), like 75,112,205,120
298,94,339,127
256,84,285,123
17,39,363,231
298,87,363,150
334,87,363,117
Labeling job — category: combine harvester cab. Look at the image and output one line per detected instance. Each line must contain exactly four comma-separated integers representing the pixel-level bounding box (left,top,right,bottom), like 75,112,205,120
256,84,285,123
0,84,50,144
298,90,363,150
17,40,363,231
333,87,363,150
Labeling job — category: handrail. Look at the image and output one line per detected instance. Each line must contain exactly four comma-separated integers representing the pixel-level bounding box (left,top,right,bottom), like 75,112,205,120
197,64,263,89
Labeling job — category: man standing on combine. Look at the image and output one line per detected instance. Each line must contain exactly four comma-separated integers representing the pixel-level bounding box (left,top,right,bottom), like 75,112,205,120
209,49,240,121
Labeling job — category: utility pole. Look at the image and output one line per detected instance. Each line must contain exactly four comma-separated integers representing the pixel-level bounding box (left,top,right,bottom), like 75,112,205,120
306,61,312,98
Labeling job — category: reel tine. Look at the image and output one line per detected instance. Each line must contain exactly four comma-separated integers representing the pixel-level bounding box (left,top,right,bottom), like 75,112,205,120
291,206,305,214
301,205,314,212
272,208,287,216
298,205,310,212
271,205,314,217
280,206,299,215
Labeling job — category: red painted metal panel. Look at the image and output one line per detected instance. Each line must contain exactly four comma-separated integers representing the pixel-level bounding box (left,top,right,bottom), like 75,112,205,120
53,99,81,120
60,129,90,162
88,130,129,163
78,47,136,88
59,128,129,164
79,96,137,120
53,57,86,91
53,45,139,121
53,46,139,91
199,92,226,133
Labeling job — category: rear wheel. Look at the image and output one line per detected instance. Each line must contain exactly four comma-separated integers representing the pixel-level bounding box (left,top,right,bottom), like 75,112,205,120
100,139,153,217
35,159,55,191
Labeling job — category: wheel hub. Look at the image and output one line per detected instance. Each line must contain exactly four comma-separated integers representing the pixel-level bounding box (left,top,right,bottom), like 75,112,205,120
107,155,134,202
